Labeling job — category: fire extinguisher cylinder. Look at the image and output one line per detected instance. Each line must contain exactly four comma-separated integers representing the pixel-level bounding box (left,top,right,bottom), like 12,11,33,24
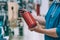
20,11,37,28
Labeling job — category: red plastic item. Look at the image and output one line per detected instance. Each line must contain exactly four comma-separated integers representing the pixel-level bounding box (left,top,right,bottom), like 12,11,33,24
22,12,37,28
36,4,40,16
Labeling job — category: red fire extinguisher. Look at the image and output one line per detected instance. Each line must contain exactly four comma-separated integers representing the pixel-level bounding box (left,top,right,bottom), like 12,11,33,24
36,4,40,16
36,0,41,16
19,10,37,28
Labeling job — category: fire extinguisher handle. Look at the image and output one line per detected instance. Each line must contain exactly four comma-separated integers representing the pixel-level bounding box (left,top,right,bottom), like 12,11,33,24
19,9,25,13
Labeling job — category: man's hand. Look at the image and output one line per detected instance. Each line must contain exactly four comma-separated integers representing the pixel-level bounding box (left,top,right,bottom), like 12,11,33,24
33,15,46,25
32,15,46,28
29,21,58,38
29,21,44,33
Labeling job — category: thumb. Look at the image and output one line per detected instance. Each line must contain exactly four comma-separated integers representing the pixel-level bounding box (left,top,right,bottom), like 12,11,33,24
36,21,40,27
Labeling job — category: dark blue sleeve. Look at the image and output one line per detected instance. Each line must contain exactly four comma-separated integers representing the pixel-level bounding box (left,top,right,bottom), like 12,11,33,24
56,23,60,37
56,14,60,37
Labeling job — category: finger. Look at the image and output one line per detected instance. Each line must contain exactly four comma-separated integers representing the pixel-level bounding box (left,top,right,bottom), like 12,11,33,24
36,21,39,25
29,26,37,31
29,28,35,31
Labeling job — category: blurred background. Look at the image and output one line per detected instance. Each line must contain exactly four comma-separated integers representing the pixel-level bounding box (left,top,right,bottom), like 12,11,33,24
0,0,53,40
